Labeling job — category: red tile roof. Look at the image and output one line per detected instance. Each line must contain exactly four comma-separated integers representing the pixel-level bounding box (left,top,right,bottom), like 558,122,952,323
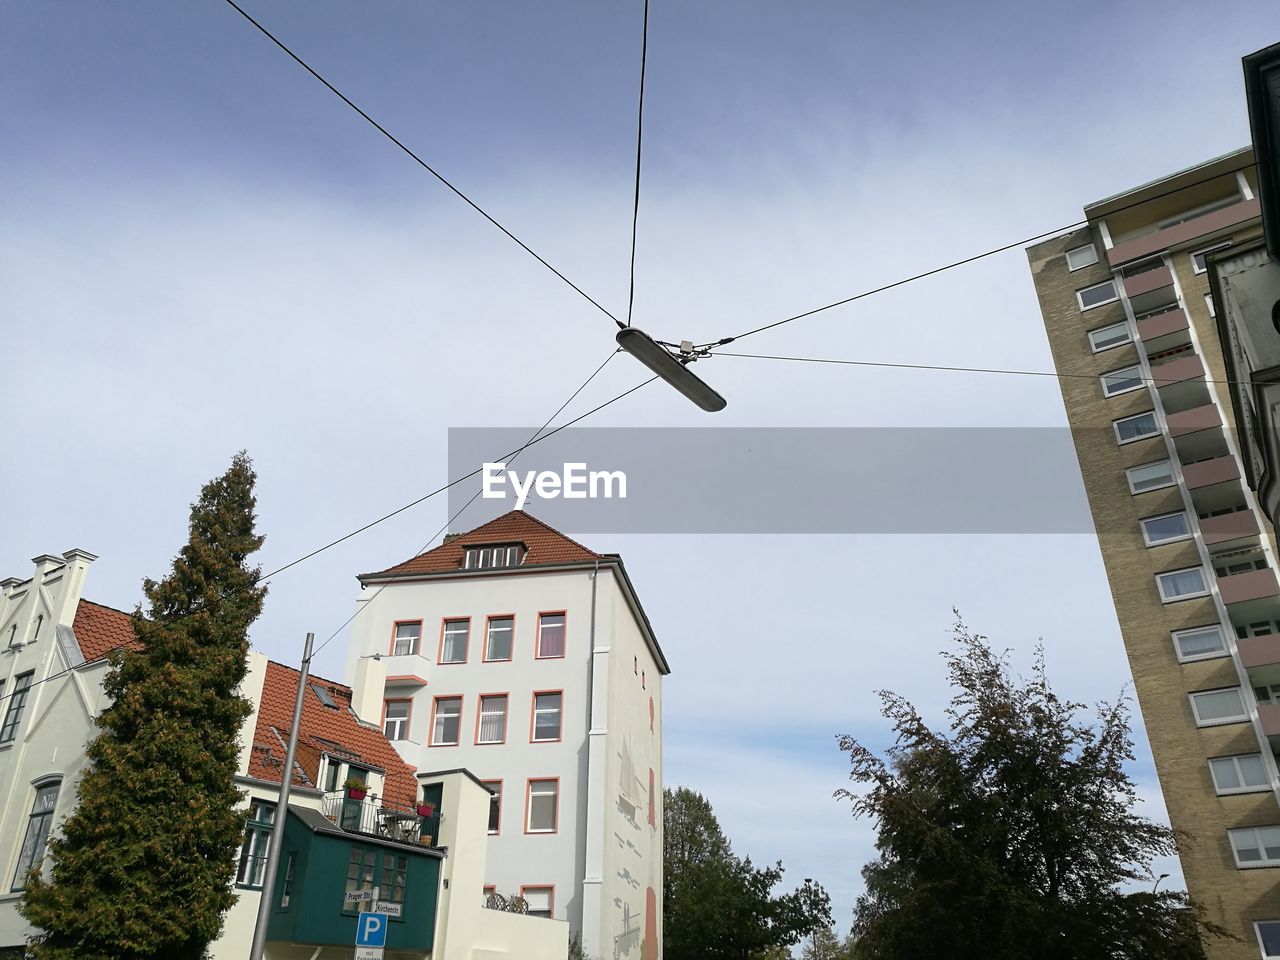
72,599,142,660
364,509,601,579
247,661,418,809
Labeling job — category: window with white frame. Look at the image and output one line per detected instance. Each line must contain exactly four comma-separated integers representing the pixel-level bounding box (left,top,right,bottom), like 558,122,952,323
537,613,566,658
1156,566,1209,602
532,692,563,742
463,543,526,570
527,779,558,833
1238,620,1280,639
1171,625,1228,662
383,700,410,741
477,695,508,744
1087,321,1133,353
522,886,554,919
1191,242,1231,274
392,621,421,656
1126,460,1176,494
1255,920,1280,957
1066,243,1099,271
1077,280,1119,311
1255,684,1280,706
235,799,275,889
1140,512,1192,546
11,782,60,891
1189,687,1248,727
440,619,469,664
1217,557,1269,577
1229,825,1280,868
1114,411,1159,445
484,617,514,661
431,697,462,746
1100,365,1145,397
1209,754,1270,795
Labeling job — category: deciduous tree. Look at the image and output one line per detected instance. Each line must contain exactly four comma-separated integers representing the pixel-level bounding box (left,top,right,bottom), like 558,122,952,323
21,453,267,960
664,786,831,960
838,617,1226,960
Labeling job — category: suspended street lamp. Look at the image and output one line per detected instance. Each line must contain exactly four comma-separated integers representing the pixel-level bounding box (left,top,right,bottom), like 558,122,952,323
615,327,727,412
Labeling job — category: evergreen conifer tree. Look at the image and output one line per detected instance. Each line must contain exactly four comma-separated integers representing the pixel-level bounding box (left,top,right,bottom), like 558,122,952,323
21,453,267,960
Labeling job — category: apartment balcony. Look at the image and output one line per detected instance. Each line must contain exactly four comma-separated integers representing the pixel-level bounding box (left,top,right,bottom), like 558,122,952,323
1123,263,1175,299
1240,633,1280,669
319,790,441,849
1152,353,1208,414
1200,509,1261,547
1184,455,1242,490
1219,567,1280,605
1259,701,1280,738
1106,196,1261,267
1136,306,1190,350
1166,403,1223,437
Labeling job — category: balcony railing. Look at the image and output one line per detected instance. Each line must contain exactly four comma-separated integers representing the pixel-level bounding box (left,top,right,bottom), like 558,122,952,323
1106,197,1260,267
319,790,441,849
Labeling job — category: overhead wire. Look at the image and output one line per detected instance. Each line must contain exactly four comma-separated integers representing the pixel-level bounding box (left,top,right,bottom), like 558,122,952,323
221,0,619,326
623,0,650,328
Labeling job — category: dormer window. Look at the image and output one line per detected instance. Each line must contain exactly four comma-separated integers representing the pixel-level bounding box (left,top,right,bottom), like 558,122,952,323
463,543,525,570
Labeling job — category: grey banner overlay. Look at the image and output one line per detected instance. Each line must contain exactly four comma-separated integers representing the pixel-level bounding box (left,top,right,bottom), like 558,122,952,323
443,427,1136,534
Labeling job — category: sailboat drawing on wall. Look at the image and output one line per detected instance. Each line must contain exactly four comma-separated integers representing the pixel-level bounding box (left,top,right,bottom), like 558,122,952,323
613,901,641,959
618,737,644,823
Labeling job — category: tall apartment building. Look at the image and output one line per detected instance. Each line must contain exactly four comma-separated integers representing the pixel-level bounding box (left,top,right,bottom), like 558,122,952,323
346,509,667,960
1027,147,1280,958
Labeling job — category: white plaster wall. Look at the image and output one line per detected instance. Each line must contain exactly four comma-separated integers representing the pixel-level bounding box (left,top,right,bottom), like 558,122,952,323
348,568,601,932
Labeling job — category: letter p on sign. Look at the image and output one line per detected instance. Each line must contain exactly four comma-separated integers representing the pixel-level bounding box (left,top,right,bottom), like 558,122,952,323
356,911,388,947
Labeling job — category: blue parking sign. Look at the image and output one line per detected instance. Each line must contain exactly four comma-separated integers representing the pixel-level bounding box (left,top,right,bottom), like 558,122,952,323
356,911,388,948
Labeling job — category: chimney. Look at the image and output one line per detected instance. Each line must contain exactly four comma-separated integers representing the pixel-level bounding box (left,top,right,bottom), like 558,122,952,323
350,655,387,726
443,533,464,544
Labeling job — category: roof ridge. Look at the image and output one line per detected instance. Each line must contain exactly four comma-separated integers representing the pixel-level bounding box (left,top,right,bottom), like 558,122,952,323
79,598,138,619
265,659,351,694
510,509,603,560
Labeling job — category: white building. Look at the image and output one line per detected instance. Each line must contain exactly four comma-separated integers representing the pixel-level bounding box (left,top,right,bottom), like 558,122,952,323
346,510,668,960
0,549,566,960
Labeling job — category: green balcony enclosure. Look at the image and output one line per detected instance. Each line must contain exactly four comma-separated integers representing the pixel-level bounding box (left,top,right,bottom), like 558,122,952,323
264,806,443,953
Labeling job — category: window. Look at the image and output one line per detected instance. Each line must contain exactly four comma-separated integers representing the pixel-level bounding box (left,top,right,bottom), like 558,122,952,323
392,621,422,656
1088,320,1133,353
431,697,463,746
1256,921,1280,957
532,692,563,742
1210,754,1270,795
281,852,297,908
1141,512,1192,546
537,613,566,659
485,617,514,661
527,779,559,833
464,543,526,570
1191,242,1231,274
0,673,34,743
236,799,276,888
384,700,411,741
439,619,469,664
1229,825,1280,868
346,847,379,901
1239,621,1280,639
310,683,337,709
346,766,369,788
1156,566,1209,602
323,758,342,793
477,695,509,744
381,853,408,904
484,781,502,834
1101,365,1145,397
1217,557,1269,577
1255,685,1280,706
522,885,554,919
1127,460,1176,494
1077,279,1119,311
11,782,59,891
1114,411,1159,445
1066,243,1099,271
1189,687,1248,727
1172,625,1228,662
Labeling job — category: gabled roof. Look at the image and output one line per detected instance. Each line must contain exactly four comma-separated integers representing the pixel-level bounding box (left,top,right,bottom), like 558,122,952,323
72,599,142,660
247,661,418,809
361,509,601,579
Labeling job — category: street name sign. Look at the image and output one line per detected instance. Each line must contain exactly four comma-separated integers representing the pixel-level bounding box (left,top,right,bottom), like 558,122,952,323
344,886,380,907
374,901,403,918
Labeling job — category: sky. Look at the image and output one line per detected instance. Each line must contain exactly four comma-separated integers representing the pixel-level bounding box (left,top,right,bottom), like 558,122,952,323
2,0,1277,935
